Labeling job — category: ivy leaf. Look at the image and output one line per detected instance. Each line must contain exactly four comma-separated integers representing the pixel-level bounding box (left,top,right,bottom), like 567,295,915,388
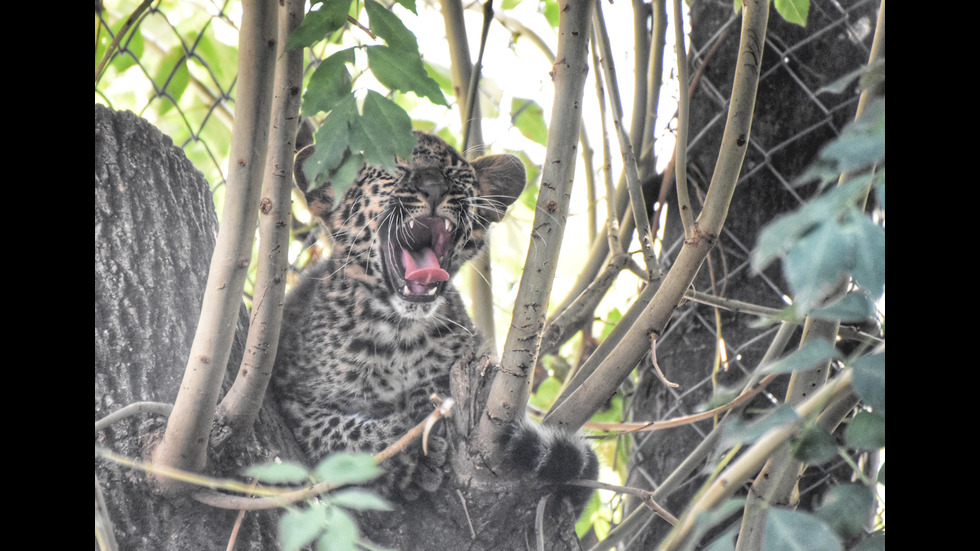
844,212,885,299
764,508,842,551
818,98,885,174
719,404,799,450
845,410,885,450
303,48,355,116
366,45,449,106
791,424,837,465
783,220,853,313
774,0,810,27
814,484,876,540
809,291,876,323
285,0,353,51
760,338,838,375
852,352,885,413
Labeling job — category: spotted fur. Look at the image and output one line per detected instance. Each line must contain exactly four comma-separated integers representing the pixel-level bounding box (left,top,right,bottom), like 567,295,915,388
272,131,595,504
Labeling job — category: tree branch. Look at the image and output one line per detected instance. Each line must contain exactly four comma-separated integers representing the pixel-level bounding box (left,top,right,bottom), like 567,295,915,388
215,0,305,444
544,0,771,432
476,0,597,457
151,0,278,495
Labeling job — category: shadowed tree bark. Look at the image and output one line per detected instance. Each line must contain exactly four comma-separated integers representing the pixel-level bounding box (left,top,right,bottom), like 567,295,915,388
94,103,586,551
623,2,880,547
95,104,300,550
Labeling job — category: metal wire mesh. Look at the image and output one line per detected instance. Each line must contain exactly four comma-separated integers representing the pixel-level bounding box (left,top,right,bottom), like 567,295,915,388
96,0,240,194
95,0,882,545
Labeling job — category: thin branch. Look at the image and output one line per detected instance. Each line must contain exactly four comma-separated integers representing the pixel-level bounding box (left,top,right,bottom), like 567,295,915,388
94,401,174,434
592,3,657,279
671,0,694,238
545,0,772,432
477,0,597,459
97,397,455,512
150,0,278,495
656,369,855,551
95,0,155,86
215,0,305,446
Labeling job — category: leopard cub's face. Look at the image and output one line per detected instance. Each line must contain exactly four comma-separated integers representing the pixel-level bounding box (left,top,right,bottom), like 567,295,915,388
296,131,526,319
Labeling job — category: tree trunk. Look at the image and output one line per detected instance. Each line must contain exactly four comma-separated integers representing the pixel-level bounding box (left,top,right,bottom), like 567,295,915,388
624,1,880,547
95,104,301,550
95,104,583,550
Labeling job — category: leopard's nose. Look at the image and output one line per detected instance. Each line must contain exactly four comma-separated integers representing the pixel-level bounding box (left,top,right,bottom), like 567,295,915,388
414,168,449,209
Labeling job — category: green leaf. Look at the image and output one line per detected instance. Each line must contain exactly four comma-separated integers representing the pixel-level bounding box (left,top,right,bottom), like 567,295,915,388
529,376,563,411
511,98,549,146
392,0,418,14
844,213,885,299
817,58,886,96
365,0,419,53
774,0,809,27
814,484,875,539
809,291,876,323
317,506,360,551
358,90,417,170
818,98,885,174
719,405,799,450
330,488,393,511
306,94,358,189
153,46,190,114
761,339,838,375
366,45,449,106
852,533,886,551
244,461,311,484
783,221,853,312
876,461,885,485
285,0,353,51
280,503,329,551
764,508,842,551
845,410,885,450
313,453,383,485
187,28,237,90
852,352,885,413
303,48,356,116
543,0,560,28
791,424,838,465
752,176,872,271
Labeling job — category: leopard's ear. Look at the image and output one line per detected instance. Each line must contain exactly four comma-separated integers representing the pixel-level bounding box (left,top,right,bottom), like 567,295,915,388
471,154,526,223
293,144,335,221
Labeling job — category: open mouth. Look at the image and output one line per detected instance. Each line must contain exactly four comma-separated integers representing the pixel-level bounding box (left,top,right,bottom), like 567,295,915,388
382,216,455,302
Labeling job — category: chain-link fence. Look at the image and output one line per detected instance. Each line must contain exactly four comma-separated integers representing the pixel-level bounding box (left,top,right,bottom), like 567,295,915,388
96,0,882,546
96,0,241,194
617,1,881,547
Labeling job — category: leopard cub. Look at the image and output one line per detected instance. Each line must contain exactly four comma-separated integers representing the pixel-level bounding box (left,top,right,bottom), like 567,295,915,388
272,131,596,505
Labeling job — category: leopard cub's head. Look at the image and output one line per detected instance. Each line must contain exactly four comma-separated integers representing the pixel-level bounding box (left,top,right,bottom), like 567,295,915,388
295,131,526,317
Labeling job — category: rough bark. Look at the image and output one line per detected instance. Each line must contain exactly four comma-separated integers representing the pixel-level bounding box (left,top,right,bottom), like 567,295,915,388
95,104,300,550
624,1,880,547
94,104,585,550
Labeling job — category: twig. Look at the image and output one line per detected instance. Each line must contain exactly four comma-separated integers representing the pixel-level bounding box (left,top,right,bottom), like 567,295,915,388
571,479,677,525
456,489,477,539
95,401,174,434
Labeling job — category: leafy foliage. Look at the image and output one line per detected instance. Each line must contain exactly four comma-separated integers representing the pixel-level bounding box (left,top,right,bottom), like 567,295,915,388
246,452,389,551
293,0,448,194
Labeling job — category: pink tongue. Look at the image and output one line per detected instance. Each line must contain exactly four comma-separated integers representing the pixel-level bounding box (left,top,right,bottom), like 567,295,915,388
402,248,450,284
